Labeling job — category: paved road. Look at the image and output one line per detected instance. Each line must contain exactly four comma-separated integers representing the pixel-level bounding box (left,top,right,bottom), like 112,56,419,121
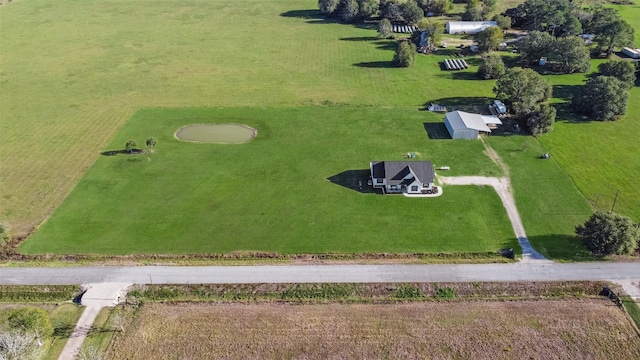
1,263,639,285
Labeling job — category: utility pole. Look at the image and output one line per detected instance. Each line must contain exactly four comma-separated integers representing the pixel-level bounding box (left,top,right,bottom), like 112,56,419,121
610,189,620,213
149,274,155,302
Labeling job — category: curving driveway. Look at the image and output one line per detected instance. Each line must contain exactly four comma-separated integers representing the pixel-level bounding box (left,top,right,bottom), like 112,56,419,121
439,176,547,261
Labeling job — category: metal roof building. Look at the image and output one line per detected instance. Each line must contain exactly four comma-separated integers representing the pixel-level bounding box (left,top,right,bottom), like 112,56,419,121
444,111,501,140
445,21,498,34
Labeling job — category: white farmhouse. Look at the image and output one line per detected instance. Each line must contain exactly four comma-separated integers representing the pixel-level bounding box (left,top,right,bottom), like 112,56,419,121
370,161,435,195
445,21,498,34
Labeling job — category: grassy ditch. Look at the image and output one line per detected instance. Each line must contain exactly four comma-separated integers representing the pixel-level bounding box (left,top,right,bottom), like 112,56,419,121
0,250,513,267
0,285,79,303
127,281,608,303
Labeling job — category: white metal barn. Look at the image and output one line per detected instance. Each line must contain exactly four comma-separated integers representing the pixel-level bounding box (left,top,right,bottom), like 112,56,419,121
445,21,498,34
444,111,501,139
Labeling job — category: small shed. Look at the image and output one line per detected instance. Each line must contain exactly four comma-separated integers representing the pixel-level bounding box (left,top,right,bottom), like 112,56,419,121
444,111,501,139
445,21,498,34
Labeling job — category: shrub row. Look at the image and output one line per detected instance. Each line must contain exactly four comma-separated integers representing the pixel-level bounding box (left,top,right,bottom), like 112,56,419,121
0,285,79,303
128,281,607,303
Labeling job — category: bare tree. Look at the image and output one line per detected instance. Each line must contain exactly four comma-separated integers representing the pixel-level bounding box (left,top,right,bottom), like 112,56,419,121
111,311,126,333
0,331,38,360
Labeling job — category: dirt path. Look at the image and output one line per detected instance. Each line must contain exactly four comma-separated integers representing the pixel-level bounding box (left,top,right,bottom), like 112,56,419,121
440,139,549,262
58,283,130,360
439,174,548,262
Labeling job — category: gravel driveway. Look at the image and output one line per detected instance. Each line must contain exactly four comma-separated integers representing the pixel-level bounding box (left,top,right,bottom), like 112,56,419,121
439,175,548,262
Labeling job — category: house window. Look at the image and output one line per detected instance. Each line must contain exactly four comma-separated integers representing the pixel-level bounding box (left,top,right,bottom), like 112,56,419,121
376,178,383,184
411,185,418,192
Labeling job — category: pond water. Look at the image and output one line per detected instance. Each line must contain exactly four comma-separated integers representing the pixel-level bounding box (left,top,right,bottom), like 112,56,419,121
175,124,256,144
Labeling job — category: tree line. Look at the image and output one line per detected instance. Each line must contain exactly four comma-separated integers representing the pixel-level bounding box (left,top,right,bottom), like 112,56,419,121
507,1,634,56
319,0,510,24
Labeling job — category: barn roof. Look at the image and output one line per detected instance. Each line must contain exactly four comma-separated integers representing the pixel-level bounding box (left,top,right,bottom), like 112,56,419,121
446,21,498,29
445,111,492,132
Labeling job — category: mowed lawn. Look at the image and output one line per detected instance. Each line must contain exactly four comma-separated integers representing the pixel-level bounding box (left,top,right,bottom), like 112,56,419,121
3,0,638,257
21,107,514,254
0,0,490,233
486,137,593,260
539,1,640,222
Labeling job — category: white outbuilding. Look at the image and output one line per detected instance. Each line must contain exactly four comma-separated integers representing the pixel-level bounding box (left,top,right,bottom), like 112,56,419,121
444,111,502,139
445,21,498,34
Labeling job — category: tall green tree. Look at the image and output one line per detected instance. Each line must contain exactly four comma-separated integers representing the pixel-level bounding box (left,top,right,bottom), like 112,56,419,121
462,0,483,21
358,0,380,19
392,41,417,67
474,26,503,52
596,19,635,56
492,14,511,30
125,140,138,153
517,0,578,36
589,6,635,56
400,0,423,24
494,67,552,118
417,0,452,16
571,76,629,121
558,16,582,37
481,0,497,19
576,211,639,256
319,0,340,15
477,53,505,80
550,36,590,74
516,30,555,65
597,60,637,89
413,18,444,46
145,137,157,153
338,0,359,22
588,6,618,33
517,31,590,74
527,103,556,136
380,0,404,22
378,18,393,39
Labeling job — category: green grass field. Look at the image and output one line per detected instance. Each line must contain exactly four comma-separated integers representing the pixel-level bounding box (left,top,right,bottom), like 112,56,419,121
485,137,593,260
21,107,515,254
2,0,639,257
539,2,640,221
0,0,501,233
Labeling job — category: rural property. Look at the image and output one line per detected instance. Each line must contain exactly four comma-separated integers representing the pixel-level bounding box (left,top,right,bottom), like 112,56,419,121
1,0,639,359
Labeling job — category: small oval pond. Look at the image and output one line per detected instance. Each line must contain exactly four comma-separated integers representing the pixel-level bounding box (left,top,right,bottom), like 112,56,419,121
175,124,257,144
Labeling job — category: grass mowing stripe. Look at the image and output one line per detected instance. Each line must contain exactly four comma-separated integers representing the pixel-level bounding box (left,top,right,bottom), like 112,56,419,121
621,297,640,332
2,0,637,259
21,106,514,255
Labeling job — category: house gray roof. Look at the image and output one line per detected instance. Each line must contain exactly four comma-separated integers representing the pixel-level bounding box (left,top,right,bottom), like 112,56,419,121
445,111,492,132
370,161,434,185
